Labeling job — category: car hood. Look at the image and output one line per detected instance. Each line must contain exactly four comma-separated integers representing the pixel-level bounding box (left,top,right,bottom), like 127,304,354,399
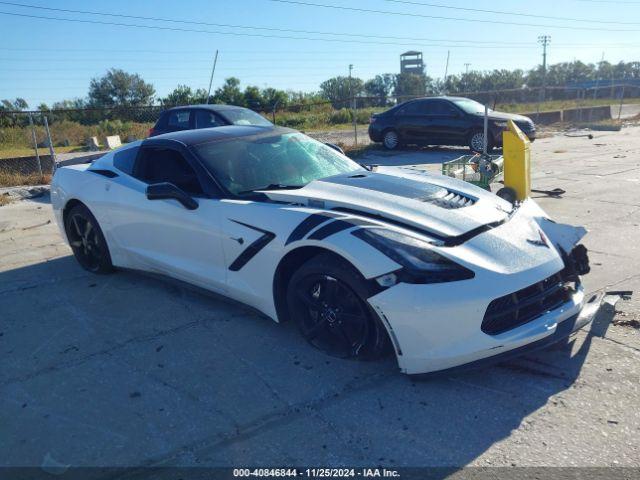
263,166,514,240
486,111,532,123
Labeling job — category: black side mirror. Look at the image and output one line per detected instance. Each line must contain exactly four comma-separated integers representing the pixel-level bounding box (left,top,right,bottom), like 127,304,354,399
324,142,345,155
146,182,198,210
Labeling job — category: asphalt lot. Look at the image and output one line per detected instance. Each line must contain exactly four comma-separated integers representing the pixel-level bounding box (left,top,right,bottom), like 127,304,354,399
1,127,639,471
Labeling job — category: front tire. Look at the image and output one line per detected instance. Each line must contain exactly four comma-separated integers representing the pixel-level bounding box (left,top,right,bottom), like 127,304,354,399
469,130,494,153
286,253,389,359
64,204,114,274
382,129,400,150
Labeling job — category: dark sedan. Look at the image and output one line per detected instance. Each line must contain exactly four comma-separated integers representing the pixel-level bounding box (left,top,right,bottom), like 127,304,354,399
149,104,273,137
368,96,536,152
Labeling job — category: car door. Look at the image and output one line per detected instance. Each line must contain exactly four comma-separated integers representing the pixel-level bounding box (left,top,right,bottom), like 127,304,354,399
426,100,468,144
106,143,227,292
393,100,434,143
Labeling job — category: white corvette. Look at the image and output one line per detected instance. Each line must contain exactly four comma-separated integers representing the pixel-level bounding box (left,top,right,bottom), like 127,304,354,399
51,126,599,375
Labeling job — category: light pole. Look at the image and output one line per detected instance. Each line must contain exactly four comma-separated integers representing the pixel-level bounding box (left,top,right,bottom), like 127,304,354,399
206,50,219,104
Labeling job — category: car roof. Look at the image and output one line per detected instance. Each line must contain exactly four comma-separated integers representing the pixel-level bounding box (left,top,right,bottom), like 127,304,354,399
164,104,248,112
406,96,467,102
143,125,292,147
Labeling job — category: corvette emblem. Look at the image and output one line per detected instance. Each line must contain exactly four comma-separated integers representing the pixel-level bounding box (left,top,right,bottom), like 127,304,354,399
527,229,550,248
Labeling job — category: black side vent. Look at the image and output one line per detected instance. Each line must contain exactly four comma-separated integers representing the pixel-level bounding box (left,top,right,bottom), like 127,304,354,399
90,169,118,178
424,190,475,209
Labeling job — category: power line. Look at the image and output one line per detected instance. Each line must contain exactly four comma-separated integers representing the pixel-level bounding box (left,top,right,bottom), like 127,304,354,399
381,0,640,25
266,0,640,32
0,10,546,48
0,1,547,45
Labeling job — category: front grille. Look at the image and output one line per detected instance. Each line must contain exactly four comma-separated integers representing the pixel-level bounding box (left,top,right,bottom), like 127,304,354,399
425,190,476,209
481,272,573,335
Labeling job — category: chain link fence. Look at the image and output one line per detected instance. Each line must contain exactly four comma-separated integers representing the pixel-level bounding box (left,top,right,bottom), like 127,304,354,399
1,84,639,186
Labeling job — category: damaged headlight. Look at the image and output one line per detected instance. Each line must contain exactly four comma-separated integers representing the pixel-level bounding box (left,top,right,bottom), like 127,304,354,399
352,228,475,285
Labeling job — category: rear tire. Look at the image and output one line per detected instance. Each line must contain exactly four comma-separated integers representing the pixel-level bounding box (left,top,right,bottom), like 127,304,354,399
287,253,389,360
469,130,494,153
64,204,114,274
382,129,400,150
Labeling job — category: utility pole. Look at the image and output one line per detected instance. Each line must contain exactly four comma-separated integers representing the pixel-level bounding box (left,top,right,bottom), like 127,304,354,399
206,50,219,104
464,63,471,75
349,64,357,145
538,35,550,102
443,50,450,94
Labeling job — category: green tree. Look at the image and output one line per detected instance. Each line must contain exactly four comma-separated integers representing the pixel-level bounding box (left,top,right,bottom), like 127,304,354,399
394,73,428,99
162,85,208,106
88,69,155,107
213,77,245,106
261,87,289,110
243,85,263,110
364,74,396,106
320,76,363,108
1,98,29,111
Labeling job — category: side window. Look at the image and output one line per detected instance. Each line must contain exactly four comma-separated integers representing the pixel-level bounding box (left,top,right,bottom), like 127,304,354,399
112,145,139,175
167,110,191,130
133,148,205,196
194,110,223,129
396,101,428,115
431,101,459,116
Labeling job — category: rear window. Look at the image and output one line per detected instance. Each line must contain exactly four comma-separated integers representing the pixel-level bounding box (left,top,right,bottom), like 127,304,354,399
167,110,191,129
222,108,272,127
112,144,139,175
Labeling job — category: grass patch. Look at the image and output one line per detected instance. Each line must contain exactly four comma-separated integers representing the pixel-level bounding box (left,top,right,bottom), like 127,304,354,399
0,145,85,159
0,171,51,187
0,194,13,206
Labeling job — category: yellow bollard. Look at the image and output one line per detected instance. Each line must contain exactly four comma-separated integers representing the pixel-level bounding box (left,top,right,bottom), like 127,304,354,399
502,120,531,201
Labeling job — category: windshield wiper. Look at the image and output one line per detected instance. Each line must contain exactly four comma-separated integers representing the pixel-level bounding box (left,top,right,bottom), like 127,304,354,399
238,183,303,195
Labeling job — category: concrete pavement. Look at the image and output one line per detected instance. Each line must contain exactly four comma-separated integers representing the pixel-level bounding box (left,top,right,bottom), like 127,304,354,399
0,128,639,470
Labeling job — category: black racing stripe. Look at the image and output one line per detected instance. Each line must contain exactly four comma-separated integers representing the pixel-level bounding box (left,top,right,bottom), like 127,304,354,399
307,219,356,241
285,212,343,245
228,220,276,272
333,207,449,242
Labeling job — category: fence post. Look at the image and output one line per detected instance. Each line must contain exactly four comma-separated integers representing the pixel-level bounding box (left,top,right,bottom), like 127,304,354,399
483,104,488,156
352,95,358,146
43,116,57,174
28,113,43,177
618,85,625,121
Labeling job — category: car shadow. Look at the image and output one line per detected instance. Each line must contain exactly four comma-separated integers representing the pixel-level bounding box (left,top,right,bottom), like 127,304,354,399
0,256,611,469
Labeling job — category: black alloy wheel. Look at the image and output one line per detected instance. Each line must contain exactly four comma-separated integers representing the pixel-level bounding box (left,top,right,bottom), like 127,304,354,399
287,254,389,359
64,204,113,274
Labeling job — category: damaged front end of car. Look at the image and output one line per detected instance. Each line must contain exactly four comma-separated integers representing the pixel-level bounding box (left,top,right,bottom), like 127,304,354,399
365,198,602,375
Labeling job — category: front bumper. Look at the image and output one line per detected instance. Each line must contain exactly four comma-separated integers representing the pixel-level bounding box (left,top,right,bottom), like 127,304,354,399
427,291,603,376
369,278,590,375
366,199,592,375
368,124,384,142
